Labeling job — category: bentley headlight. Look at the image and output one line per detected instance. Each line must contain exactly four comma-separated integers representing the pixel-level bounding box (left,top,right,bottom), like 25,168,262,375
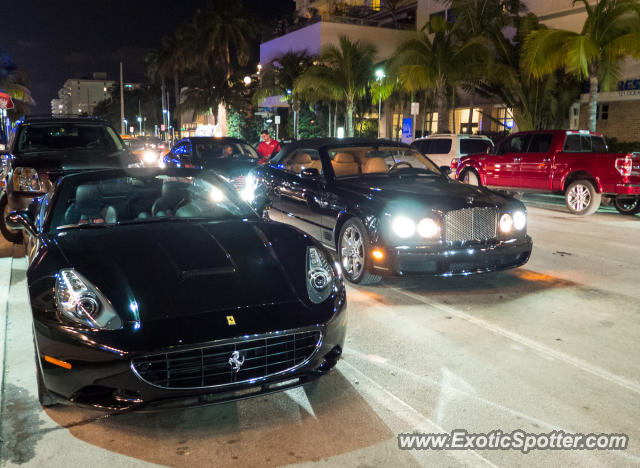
143,150,159,165
513,210,526,230
392,216,416,238
241,173,257,202
307,246,335,304
55,269,122,330
499,213,513,233
13,167,43,193
417,218,440,238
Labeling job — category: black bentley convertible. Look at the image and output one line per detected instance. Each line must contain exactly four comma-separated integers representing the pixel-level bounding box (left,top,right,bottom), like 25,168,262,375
7,168,346,410
251,139,533,284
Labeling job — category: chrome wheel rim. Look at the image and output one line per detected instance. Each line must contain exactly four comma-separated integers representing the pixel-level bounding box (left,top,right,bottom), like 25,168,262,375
2,201,18,234
568,184,591,212
341,225,364,279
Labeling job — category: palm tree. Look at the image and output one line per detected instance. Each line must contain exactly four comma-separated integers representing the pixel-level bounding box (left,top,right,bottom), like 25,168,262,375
255,51,315,139
191,1,255,82
473,12,580,130
296,36,377,137
523,0,640,131
390,16,485,133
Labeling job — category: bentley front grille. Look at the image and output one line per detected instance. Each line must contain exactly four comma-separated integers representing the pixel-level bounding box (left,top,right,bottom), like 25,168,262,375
444,207,497,243
131,329,322,390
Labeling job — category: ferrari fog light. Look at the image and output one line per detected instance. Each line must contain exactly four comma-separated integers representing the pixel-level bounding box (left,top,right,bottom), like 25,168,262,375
372,249,384,260
392,216,415,238
499,213,513,233
513,211,526,230
307,247,335,304
55,269,122,330
417,218,440,238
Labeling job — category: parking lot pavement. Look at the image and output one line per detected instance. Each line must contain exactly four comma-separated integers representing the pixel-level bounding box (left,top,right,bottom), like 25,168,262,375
1,202,639,467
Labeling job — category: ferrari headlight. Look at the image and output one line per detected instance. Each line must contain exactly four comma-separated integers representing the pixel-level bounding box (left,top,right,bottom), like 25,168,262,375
499,213,513,233
513,210,526,230
55,269,122,330
392,216,416,238
417,218,440,238
307,246,335,304
13,167,43,193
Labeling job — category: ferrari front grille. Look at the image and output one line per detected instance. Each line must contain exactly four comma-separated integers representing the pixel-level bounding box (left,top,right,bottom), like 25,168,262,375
444,207,497,243
131,329,322,390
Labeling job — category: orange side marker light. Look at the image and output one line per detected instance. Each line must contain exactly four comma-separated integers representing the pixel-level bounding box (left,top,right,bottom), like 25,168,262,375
44,355,72,370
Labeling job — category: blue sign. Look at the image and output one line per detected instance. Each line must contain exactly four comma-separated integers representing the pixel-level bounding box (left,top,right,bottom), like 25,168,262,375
401,117,413,144
618,79,640,91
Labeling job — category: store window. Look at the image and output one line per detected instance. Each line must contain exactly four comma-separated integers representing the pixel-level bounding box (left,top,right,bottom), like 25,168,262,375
597,104,609,120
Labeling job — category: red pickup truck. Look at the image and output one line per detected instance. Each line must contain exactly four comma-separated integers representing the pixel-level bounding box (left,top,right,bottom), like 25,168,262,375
455,130,640,215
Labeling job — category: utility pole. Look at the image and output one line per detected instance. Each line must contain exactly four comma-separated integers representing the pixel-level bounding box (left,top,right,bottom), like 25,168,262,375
119,62,125,135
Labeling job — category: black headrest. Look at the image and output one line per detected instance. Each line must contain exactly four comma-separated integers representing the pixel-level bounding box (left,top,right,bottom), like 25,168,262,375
75,184,102,206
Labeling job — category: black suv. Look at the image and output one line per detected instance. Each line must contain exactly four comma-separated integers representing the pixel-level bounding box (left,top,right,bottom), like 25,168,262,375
0,116,136,242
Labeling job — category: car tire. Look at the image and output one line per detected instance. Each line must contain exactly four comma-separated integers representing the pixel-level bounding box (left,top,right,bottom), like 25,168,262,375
461,169,480,186
337,218,382,285
613,197,640,216
0,195,23,244
565,179,601,216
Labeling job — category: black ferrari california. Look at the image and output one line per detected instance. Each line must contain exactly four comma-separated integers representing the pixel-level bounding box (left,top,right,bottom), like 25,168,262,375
7,168,346,410
251,139,533,284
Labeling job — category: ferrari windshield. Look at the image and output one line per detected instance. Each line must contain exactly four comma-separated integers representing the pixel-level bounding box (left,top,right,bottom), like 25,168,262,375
326,146,442,178
17,124,124,153
48,172,254,232
192,140,258,161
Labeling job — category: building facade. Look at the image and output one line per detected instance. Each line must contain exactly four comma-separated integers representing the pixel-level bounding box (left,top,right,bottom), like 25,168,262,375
262,0,640,141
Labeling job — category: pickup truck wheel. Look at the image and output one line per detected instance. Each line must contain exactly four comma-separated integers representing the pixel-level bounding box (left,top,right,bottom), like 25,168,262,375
565,180,601,216
0,196,23,244
613,198,640,215
461,170,480,186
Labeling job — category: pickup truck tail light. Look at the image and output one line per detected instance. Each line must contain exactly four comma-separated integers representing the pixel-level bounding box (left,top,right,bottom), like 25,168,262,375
450,159,459,171
615,156,632,177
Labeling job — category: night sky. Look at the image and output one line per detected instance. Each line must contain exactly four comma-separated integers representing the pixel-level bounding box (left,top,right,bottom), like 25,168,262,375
3,0,295,113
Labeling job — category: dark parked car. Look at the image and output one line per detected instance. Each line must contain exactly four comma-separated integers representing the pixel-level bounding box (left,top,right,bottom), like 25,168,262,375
251,138,533,284
0,116,136,243
163,137,260,200
7,168,346,410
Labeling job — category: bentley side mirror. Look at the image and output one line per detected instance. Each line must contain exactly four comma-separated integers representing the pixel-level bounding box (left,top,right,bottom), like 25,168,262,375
439,165,453,176
301,168,320,179
5,211,37,237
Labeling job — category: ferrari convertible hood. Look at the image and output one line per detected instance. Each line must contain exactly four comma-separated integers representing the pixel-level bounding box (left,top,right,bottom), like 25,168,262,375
53,220,302,323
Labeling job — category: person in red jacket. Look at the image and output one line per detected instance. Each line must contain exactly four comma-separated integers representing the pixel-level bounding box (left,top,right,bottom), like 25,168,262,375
257,130,281,164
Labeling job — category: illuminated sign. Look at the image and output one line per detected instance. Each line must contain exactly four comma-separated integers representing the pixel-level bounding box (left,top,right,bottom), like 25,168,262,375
618,78,640,96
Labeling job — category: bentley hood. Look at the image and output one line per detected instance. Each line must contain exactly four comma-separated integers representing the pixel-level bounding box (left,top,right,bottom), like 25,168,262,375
53,220,307,324
338,175,514,212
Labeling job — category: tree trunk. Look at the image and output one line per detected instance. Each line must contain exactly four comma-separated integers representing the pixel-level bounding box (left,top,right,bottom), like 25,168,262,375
451,91,456,134
173,70,181,131
161,77,167,128
346,103,354,137
293,100,301,140
328,102,332,137
436,87,449,133
467,93,475,134
588,73,598,133
333,102,338,137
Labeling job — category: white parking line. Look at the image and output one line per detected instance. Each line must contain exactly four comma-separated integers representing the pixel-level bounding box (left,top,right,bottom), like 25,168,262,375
339,360,498,467
389,287,640,396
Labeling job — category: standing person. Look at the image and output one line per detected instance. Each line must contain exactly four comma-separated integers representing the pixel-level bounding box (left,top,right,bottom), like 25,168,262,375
257,130,281,165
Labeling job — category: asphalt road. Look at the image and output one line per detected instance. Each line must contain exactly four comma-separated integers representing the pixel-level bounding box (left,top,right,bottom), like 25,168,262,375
1,195,639,467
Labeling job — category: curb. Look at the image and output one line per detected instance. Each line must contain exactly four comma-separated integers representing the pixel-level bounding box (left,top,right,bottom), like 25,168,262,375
0,252,13,455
